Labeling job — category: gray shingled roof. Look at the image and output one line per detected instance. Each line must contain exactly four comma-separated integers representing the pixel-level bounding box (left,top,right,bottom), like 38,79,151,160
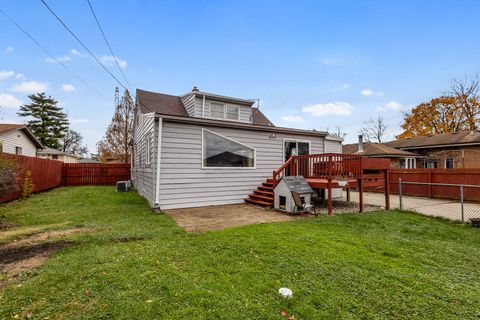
282,176,313,194
343,142,420,157
385,131,480,149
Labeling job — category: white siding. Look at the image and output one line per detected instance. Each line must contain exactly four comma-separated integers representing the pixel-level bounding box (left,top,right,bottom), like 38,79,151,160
180,94,197,117
157,121,326,209
131,106,157,206
324,136,343,199
0,129,37,157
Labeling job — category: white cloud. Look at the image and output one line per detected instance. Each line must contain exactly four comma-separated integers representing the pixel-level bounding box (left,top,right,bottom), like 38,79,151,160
302,101,353,117
342,83,350,89
70,118,89,124
15,73,25,80
46,55,71,63
61,84,76,92
376,101,407,112
281,115,305,123
100,56,127,68
4,46,14,53
361,89,383,96
70,49,84,56
11,81,50,93
0,70,15,81
0,93,23,109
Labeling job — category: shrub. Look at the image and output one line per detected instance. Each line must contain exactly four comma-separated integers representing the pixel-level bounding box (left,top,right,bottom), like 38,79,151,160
0,153,20,196
21,170,35,198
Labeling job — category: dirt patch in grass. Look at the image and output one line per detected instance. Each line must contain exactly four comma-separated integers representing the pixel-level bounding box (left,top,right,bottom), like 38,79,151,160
113,235,148,243
0,240,73,287
1,226,91,250
0,221,16,230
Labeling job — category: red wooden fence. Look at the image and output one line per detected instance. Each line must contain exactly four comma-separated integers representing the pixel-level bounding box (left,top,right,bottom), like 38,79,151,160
0,153,63,203
62,163,130,186
388,169,480,201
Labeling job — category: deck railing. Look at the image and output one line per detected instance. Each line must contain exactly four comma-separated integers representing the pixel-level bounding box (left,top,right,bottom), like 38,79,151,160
272,153,363,184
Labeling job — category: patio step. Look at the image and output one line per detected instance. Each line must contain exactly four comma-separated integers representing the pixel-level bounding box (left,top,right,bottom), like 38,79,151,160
249,193,273,202
244,197,273,207
254,189,273,197
245,178,275,208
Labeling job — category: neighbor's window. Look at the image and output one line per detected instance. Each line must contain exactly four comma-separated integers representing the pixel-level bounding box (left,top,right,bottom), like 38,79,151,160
445,157,454,169
400,157,416,169
202,129,255,168
52,155,59,160
423,159,438,169
15,146,22,155
210,102,225,119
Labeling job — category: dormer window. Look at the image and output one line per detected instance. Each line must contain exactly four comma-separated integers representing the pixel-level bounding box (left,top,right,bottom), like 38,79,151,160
209,102,239,121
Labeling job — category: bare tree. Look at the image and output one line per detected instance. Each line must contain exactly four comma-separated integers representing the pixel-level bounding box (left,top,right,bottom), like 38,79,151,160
330,124,347,139
360,116,388,143
97,89,134,163
61,129,88,157
450,75,480,131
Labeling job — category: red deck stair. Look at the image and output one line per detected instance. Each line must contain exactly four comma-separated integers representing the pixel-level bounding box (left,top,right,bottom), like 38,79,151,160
244,179,274,207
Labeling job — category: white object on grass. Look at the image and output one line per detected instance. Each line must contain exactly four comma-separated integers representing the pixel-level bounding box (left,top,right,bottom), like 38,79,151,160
278,287,293,298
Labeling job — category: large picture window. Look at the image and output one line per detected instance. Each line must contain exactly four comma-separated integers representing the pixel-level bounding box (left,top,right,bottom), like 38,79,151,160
202,129,255,168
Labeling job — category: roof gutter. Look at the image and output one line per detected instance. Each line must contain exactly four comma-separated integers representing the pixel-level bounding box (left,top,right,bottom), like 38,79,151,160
396,142,480,150
154,114,329,137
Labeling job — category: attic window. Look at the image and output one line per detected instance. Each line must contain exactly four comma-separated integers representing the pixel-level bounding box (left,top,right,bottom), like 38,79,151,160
209,102,239,121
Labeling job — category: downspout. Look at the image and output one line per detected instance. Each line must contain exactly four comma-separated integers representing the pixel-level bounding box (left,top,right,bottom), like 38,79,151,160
153,117,163,212
202,94,206,118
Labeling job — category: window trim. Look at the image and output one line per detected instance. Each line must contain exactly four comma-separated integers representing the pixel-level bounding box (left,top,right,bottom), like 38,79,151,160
400,157,416,169
145,134,151,165
15,146,22,155
201,128,256,170
206,101,241,122
282,138,312,161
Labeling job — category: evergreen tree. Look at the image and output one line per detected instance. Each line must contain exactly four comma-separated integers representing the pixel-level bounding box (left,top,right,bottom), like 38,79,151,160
17,93,69,149
97,89,134,163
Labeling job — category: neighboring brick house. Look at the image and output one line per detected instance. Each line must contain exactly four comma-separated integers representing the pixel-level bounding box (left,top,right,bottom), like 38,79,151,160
343,135,421,169
385,131,480,169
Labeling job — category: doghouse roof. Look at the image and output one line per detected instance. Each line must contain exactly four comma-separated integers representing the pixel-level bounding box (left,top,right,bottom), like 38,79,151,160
282,176,313,194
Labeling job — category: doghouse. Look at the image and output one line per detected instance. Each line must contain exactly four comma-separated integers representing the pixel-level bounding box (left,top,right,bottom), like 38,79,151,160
273,176,313,213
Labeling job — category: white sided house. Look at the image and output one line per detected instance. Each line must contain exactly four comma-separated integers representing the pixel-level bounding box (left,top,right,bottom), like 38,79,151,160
0,124,44,157
131,87,343,210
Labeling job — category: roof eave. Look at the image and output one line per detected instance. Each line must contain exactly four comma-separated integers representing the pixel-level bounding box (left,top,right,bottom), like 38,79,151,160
155,113,328,137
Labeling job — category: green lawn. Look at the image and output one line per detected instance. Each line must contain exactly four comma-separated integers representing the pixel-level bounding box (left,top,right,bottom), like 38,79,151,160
1,186,480,319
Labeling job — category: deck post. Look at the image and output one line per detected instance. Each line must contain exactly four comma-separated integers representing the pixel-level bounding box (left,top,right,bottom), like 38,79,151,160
327,178,333,215
384,169,390,210
358,178,363,213
346,188,351,202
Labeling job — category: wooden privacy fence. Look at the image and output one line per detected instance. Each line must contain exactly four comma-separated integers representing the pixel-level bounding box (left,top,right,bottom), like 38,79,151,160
387,169,480,201
62,163,130,186
0,153,63,203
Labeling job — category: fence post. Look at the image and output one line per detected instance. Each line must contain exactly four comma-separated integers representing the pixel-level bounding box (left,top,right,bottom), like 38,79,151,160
399,178,403,210
460,185,464,224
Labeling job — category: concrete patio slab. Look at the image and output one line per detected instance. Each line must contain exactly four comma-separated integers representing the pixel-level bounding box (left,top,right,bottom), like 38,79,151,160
165,204,296,232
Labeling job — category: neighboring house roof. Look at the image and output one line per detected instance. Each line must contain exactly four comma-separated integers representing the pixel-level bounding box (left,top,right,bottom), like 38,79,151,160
343,142,420,158
136,88,329,137
0,123,44,149
78,158,100,163
37,147,77,157
385,131,480,150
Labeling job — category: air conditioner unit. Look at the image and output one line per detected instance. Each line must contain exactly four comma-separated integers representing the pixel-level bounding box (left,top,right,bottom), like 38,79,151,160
116,181,130,192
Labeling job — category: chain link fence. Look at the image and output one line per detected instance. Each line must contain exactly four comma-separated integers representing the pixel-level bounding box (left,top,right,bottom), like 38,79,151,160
352,180,480,224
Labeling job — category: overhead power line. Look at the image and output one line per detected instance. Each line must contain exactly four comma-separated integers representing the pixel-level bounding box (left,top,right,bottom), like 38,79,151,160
0,7,109,100
85,0,132,90
39,0,128,91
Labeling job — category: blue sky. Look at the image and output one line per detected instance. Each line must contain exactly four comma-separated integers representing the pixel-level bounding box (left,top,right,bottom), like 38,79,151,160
1,0,480,151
